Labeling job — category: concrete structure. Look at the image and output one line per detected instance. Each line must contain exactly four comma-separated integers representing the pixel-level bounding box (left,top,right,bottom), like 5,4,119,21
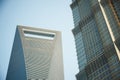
70,0,120,80
0,66,3,80
6,25,64,80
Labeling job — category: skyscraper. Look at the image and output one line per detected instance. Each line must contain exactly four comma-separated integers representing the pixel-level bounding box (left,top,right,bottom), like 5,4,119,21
0,66,3,80
6,25,64,80
70,0,120,80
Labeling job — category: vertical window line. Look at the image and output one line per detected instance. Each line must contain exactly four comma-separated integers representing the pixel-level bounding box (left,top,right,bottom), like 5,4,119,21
99,2,120,60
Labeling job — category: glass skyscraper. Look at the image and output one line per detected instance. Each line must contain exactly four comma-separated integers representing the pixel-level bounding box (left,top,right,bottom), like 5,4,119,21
70,0,120,80
6,25,64,80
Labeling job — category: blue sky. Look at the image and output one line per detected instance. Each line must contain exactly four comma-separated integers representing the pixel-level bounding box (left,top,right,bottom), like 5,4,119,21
0,0,78,80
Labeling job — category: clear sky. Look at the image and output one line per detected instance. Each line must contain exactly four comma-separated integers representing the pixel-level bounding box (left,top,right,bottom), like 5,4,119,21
0,0,78,80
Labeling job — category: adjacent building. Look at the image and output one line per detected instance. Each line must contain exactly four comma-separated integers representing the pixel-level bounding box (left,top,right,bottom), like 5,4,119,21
70,0,120,80
6,25,64,80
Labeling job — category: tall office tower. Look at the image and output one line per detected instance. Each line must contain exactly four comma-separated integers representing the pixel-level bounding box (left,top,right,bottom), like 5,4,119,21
70,0,120,80
0,66,3,80
6,25,64,80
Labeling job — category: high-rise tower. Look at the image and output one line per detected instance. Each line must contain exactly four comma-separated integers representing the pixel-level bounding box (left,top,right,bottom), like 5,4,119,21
70,0,120,80
6,25,64,80
0,66,3,80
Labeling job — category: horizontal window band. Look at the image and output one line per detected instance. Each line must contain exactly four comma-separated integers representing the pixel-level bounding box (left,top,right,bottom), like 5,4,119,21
72,13,94,36
23,30,55,40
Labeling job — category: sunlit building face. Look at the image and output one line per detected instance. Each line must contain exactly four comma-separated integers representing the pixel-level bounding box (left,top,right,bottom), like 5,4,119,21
6,26,64,80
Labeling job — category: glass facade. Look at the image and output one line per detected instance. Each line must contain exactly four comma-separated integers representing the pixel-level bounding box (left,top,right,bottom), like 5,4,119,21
111,0,120,22
75,32,86,71
71,0,120,80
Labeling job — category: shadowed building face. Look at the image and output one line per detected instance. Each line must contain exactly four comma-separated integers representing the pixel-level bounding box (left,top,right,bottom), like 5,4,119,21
70,0,120,80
